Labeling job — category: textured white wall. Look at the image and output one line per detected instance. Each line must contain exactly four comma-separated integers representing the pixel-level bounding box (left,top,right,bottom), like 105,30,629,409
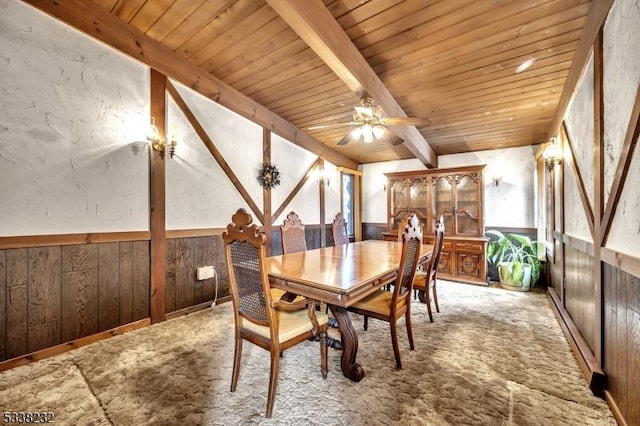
165,94,250,229
439,146,538,228
360,159,427,223
0,0,150,236
169,80,264,226
604,0,640,256
563,151,593,243
563,55,595,241
565,56,595,208
271,133,319,225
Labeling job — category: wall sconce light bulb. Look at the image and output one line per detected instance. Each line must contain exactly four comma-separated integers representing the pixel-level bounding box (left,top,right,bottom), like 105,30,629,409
543,136,561,171
147,117,178,159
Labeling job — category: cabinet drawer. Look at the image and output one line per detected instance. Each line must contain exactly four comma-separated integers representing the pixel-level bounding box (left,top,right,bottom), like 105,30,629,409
454,242,484,252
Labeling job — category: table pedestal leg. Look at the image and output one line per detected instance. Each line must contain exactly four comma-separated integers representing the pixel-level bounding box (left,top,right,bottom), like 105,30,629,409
329,305,365,382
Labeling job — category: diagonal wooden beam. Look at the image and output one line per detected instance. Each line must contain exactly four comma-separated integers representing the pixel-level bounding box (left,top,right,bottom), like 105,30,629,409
601,82,640,245
266,0,437,168
166,81,264,225
562,122,595,239
21,0,357,170
271,158,322,224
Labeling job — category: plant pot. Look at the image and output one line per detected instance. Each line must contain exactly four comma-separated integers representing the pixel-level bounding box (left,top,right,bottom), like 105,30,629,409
498,262,532,291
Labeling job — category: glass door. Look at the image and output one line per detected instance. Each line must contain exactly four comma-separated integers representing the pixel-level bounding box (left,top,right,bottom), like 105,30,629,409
433,175,454,236
389,179,408,230
408,178,428,231
455,173,480,235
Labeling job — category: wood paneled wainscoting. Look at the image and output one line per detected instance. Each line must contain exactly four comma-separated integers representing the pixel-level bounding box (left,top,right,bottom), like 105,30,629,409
0,230,236,371
548,233,640,425
164,233,229,317
602,251,640,425
0,234,151,369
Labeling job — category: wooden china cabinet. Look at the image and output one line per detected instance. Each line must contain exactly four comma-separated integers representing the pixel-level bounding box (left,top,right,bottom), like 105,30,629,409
382,165,488,285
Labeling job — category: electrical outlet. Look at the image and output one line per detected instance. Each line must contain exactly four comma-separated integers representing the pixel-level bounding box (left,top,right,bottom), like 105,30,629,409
197,265,215,280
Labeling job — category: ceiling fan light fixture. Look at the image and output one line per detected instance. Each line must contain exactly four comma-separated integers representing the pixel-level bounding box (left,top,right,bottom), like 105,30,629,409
372,125,385,139
362,124,374,143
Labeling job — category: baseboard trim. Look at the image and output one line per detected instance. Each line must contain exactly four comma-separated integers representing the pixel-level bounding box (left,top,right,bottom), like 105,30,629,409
0,318,150,372
605,390,628,426
547,287,607,396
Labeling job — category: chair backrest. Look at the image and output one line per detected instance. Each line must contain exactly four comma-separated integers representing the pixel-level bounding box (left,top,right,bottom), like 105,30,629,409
428,215,445,277
281,211,307,254
332,212,349,246
392,214,423,304
396,213,412,242
223,208,273,327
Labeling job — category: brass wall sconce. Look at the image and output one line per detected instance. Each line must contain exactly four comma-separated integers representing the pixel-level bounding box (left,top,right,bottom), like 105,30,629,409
492,175,502,187
543,137,561,171
318,168,330,187
147,117,177,158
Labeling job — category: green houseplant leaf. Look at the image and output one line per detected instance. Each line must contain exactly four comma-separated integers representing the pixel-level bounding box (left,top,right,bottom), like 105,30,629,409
486,230,544,287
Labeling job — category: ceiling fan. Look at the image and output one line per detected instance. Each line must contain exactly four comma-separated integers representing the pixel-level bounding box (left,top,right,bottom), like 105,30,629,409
308,96,431,146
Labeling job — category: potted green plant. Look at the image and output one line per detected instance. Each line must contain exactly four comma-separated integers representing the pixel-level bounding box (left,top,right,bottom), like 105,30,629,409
486,230,543,291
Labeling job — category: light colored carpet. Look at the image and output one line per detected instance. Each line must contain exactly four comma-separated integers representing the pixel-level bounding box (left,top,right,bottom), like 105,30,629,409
0,281,615,425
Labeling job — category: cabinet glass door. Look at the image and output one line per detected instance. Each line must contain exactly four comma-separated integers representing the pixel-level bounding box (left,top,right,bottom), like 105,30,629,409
389,179,407,230
408,178,428,229
433,175,454,235
455,173,480,235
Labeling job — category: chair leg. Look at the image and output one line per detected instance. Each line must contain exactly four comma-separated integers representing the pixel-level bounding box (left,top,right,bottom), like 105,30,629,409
266,348,280,418
432,280,440,313
426,293,434,323
230,336,242,392
405,309,415,351
364,316,369,331
320,329,328,379
390,320,402,369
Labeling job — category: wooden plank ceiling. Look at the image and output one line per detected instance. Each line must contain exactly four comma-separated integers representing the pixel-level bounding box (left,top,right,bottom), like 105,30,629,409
87,0,592,164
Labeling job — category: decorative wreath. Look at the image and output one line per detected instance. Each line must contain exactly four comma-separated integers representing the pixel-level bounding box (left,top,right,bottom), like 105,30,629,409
257,162,281,189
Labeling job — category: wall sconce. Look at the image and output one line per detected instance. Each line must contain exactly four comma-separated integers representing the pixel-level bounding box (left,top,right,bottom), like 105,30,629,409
147,117,177,158
317,168,330,187
543,136,561,171
492,175,502,187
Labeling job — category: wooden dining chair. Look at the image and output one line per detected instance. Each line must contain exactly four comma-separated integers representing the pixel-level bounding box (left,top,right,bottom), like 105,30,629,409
281,211,342,340
347,214,423,369
223,208,329,418
413,216,445,322
281,211,307,254
331,212,349,246
396,215,410,241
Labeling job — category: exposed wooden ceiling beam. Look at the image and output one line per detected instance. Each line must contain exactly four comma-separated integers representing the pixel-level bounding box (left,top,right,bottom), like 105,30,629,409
266,0,437,168
21,0,357,170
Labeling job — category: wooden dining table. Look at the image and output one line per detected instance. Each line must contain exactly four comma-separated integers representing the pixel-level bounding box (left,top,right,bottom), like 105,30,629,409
265,239,432,382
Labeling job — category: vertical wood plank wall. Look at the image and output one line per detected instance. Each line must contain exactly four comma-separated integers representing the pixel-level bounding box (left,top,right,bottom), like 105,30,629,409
0,241,149,362
564,244,596,352
603,264,640,424
165,236,227,313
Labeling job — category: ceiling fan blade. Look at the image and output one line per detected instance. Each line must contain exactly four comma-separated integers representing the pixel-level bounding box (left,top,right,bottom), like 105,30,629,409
380,126,404,145
307,122,356,130
336,132,357,146
382,117,431,126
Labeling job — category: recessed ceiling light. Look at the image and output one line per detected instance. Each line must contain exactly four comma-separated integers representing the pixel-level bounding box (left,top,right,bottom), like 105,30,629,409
516,58,535,73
